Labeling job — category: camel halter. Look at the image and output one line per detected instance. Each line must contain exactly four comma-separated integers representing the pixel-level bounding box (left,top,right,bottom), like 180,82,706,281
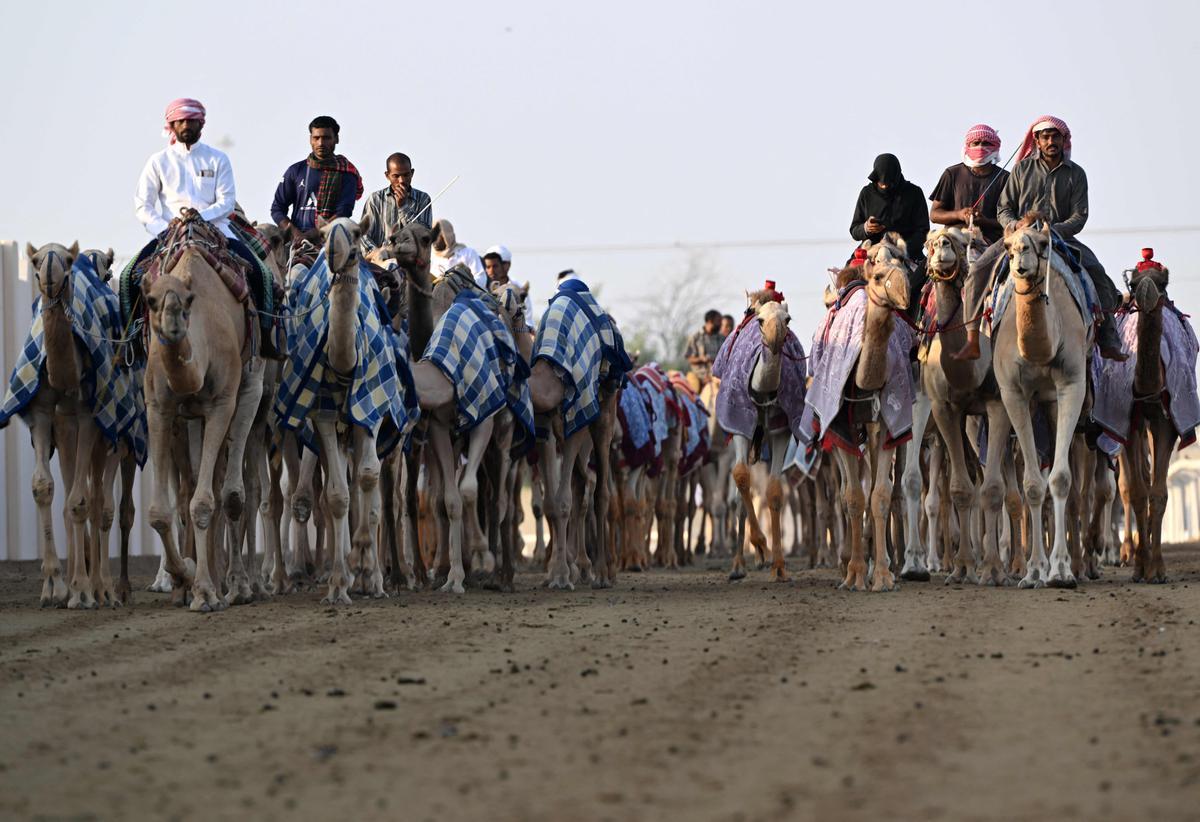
34,250,70,309
1011,227,1052,302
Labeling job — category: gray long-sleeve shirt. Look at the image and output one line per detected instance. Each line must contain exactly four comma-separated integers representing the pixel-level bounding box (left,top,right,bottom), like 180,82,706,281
997,156,1089,238
359,186,433,253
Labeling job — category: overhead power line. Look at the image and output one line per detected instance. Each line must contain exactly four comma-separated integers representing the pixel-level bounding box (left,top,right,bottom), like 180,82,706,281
518,225,1200,256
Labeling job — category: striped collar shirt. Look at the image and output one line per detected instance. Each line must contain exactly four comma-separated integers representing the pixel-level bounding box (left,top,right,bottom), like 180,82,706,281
360,186,433,252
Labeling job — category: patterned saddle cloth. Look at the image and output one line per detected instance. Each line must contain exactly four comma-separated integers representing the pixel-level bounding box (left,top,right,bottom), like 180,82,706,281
533,279,632,438
274,250,419,457
0,254,147,464
421,290,535,456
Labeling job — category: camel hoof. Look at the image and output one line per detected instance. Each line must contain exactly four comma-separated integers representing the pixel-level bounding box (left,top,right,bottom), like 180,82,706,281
1046,575,1077,589
1017,575,1045,590
439,579,466,595
870,573,897,592
591,577,613,590
545,575,574,591
728,568,747,582
626,564,643,573
899,569,930,582
770,568,789,583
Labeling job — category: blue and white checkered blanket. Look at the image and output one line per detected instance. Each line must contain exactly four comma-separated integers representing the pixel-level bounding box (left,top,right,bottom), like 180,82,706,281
274,251,419,455
0,256,147,465
422,290,535,451
533,279,632,437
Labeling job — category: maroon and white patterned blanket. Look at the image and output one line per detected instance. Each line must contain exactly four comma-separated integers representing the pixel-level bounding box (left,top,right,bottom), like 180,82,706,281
710,314,808,441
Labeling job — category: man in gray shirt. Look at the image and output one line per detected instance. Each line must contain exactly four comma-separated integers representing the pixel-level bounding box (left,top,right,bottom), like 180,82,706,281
360,152,433,254
955,116,1126,361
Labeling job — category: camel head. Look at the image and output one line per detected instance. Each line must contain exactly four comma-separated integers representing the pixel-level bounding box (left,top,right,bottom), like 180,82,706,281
1003,226,1049,283
490,280,529,335
143,275,194,345
80,248,116,282
1133,275,1162,313
387,222,434,283
255,222,291,283
318,214,371,273
864,250,910,311
755,299,791,356
866,233,909,269
26,241,79,306
924,228,969,283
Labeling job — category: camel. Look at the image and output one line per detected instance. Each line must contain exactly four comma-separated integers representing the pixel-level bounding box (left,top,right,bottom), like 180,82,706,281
408,278,532,593
1105,260,1192,582
902,227,1016,586
1,243,137,608
142,212,266,612
991,224,1093,588
828,254,911,592
696,378,735,557
712,297,806,582
526,278,629,590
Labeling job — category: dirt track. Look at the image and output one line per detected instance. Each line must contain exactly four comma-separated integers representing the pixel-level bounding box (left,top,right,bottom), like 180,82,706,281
2,550,1199,822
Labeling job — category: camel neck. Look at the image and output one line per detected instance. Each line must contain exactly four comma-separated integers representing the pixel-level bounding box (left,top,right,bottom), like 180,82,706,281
327,269,360,375
751,342,783,396
934,281,977,385
160,336,204,395
856,300,894,392
406,271,436,356
1014,274,1059,365
1133,308,1164,398
41,304,81,394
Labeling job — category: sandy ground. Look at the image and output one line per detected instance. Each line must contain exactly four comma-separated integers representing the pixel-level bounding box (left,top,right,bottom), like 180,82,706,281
2,548,1199,822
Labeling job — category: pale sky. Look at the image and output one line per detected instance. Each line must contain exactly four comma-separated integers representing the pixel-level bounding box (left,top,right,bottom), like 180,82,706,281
3,0,1198,345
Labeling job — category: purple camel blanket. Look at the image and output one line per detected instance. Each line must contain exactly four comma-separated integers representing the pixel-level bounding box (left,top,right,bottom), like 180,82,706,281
1091,304,1200,453
799,285,914,450
710,314,808,441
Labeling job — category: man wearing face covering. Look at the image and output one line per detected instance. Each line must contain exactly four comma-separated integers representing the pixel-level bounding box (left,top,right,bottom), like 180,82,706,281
849,154,930,294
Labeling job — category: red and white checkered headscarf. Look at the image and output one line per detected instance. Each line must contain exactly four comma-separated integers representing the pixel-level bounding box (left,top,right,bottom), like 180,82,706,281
1016,115,1071,162
962,124,1000,168
163,98,206,143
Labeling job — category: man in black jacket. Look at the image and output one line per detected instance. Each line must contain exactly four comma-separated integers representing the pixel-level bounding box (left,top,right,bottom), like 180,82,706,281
849,154,929,297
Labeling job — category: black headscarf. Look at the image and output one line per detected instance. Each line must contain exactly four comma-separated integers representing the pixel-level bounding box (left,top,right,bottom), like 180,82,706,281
867,153,905,192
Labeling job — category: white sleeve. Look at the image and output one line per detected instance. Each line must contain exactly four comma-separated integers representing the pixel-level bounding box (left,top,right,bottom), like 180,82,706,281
467,248,485,279
200,152,236,223
133,157,169,236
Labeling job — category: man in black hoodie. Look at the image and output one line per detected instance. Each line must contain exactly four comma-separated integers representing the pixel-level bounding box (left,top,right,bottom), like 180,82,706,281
849,154,930,296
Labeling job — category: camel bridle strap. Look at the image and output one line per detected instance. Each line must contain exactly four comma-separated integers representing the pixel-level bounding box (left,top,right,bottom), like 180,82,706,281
34,250,71,309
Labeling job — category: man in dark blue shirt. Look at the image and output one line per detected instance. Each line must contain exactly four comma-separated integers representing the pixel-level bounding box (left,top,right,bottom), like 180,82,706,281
271,115,363,241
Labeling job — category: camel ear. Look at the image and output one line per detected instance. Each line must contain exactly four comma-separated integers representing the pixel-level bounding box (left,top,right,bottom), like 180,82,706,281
25,243,37,263
106,248,115,268
358,212,372,236
68,241,79,257
520,282,530,299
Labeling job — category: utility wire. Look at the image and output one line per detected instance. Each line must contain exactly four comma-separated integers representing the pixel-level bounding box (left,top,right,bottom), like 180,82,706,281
517,225,1200,256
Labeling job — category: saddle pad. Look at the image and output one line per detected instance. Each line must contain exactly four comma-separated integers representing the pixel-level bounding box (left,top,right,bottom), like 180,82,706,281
422,290,534,451
274,250,418,456
618,381,655,469
1091,303,1200,451
710,312,807,441
986,250,1093,337
800,285,912,451
533,279,632,437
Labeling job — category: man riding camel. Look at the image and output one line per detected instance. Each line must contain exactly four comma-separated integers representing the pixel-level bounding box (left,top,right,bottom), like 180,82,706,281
684,309,727,393
360,152,433,255
929,124,1009,246
850,153,930,298
480,244,535,331
133,98,276,351
271,115,363,242
954,115,1127,362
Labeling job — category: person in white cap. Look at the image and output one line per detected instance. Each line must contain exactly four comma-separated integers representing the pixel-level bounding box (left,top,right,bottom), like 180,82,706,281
482,244,535,331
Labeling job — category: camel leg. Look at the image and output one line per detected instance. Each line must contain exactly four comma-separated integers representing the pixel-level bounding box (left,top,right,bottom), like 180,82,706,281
351,426,386,598
145,406,193,603
900,391,931,580
867,426,897,592
460,418,496,579
89,442,122,607
29,400,67,606
1003,446,1026,578
422,421,465,594
404,447,428,588
589,392,617,588
186,398,238,612
380,453,413,592
64,415,101,610
1142,421,1175,583
1046,382,1087,588
264,444,292,594
1093,458,1118,567
1118,449,1138,567
835,449,868,591
931,402,978,585
1002,393,1050,588
531,465,548,567
491,429,517,593
116,450,136,605
728,435,768,580
1071,437,1094,580
923,436,945,574
544,428,587,590
311,417,352,604
978,402,1013,586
